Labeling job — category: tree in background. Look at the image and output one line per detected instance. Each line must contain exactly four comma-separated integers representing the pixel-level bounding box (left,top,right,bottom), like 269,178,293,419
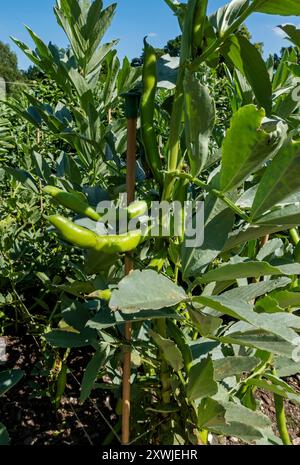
22,65,44,81
164,35,181,57
0,41,23,94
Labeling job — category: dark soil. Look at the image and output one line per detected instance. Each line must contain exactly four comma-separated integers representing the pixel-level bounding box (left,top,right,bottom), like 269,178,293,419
1,336,300,445
0,336,119,445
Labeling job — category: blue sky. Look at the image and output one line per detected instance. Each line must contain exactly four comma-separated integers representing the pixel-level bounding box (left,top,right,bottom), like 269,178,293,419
0,0,299,70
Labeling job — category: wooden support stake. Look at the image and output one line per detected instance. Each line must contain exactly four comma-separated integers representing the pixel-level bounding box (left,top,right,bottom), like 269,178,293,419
122,111,137,445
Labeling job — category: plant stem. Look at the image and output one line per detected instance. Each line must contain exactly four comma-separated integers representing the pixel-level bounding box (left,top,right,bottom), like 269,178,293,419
174,265,179,285
199,429,209,445
163,68,185,201
274,394,292,445
289,228,300,246
156,318,171,404
165,170,250,222
163,0,198,201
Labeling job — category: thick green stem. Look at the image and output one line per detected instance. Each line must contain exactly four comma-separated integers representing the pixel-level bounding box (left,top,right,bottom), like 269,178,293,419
274,394,292,445
163,67,186,201
289,228,300,246
165,170,250,222
156,318,171,404
163,0,200,201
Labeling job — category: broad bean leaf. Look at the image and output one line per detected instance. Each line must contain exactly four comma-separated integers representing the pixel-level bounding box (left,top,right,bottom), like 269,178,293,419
210,0,250,37
0,423,9,445
254,1,300,16
0,369,24,397
80,344,110,403
149,330,184,372
187,357,218,401
184,70,215,176
87,307,180,330
220,105,285,192
274,356,300,377
199,259,300,283
109,270,187,314
279,25,300,48
252,140,300,219
44,328,97,348
224,35,272,115
220,327,295,356
213,356,260,381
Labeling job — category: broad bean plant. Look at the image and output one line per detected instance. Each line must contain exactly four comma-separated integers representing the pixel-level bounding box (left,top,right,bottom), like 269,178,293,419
5,0,300,445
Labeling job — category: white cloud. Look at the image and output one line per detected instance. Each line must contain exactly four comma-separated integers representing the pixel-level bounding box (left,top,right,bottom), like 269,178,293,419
147,32,158,38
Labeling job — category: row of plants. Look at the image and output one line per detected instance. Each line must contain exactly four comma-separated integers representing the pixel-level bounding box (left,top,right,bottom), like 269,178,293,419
2,0,300,445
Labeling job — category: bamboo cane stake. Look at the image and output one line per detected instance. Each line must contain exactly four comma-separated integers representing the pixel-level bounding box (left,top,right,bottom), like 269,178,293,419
122,96,138,444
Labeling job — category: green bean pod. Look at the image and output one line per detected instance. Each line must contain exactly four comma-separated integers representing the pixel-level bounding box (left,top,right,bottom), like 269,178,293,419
48,215,99,249
96,230,142,254
43,186,101,221
141,38,163,184
48,215,143,254
192,0,208,56
127,200,148,219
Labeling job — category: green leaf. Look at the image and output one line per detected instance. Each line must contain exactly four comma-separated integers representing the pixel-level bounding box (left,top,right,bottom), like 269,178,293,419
254,1,300,15
109,270,187,314
149,330,184,372
4,167,39,194
246,377,300,404
254,203,300,225
146,403,180,414
268,290,300,309
210,0,250,37
198,398,226,429
272,48,297,90
274,84,300,119
55,281,95,298
225,35,272,115
80,345,110,403
212,422,263,442
189,309,222,337
0,423,10,445
44,329,96,348
187,357,218,402
252,140,300,219
274,356,300,377
198,294,300,343
279,24,300,48
87,307,180,330
199,259,300,283
0,370,24,397
195,294,254,320
224,224,299,252
209,400,271,443
221,277,291,302
213,356,260,381
220,105,285,192
184,70,215,176
199,398,271,443
255,295,284,314
182,195,234,279
220,327,295,356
